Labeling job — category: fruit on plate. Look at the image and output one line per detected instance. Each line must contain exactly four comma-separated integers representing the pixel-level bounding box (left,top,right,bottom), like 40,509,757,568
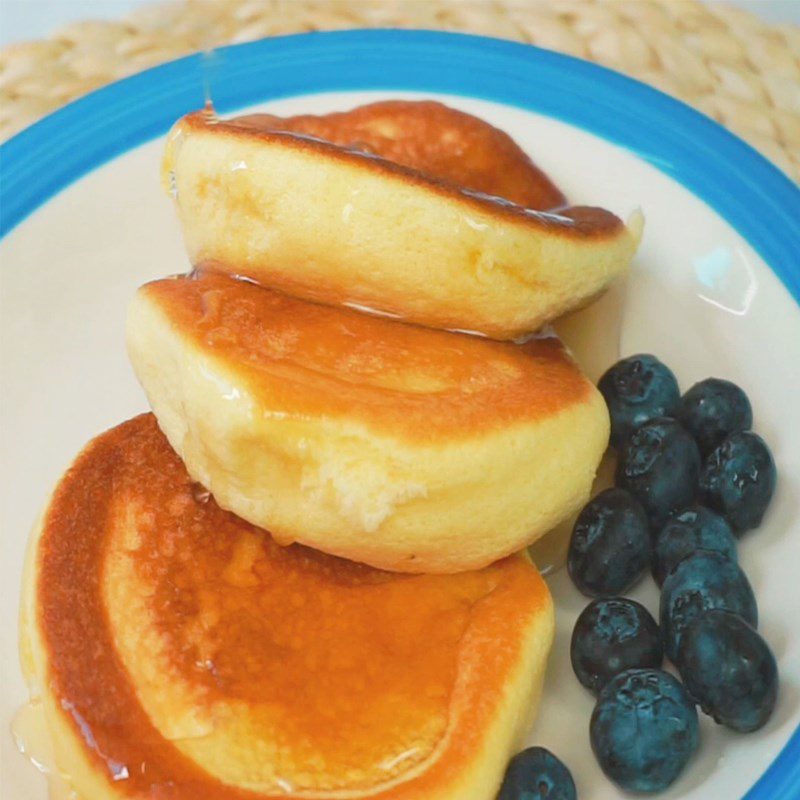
616,417,701,527
571,597,663,694
700,431,777,533
677,609,778,733
652,505,737,586
567,488,651,597
497,747,577,800
598,354,680,448
590,668,699,793
660,551,758,662
679,378,753,456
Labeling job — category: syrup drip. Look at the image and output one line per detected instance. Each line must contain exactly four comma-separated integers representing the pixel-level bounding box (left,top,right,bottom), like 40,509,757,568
200,45,219,123
12,701,81,800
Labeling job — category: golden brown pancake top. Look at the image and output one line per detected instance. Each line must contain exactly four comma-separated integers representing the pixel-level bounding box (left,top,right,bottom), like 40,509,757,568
143,272,594,440
37,415,548,797
230,100,566,211
177,103,624,241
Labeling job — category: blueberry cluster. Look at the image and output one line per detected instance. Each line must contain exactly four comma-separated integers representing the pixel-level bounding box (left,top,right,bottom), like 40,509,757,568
567,355,779,794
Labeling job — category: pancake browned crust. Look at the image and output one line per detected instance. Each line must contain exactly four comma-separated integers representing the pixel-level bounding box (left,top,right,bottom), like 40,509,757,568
127,271,610,573
230,100,566,210
163,100,642,339
20,414,554,800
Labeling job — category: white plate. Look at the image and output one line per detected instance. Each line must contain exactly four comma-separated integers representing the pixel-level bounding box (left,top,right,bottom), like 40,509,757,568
1,31,799,800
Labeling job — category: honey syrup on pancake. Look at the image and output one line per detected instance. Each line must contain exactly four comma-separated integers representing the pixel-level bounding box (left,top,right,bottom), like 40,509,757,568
228,100,566,212
146,271,595,440
30,415,547,797
12,702,80,800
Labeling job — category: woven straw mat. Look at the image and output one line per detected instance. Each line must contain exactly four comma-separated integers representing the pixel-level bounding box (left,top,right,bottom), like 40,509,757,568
1,0,798,182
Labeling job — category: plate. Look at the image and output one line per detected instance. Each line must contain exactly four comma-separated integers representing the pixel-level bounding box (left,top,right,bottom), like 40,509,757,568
1,30,799,800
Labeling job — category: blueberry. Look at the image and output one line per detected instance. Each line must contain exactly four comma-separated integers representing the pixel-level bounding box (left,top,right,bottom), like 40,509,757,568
598,354,681,448
590,668,698,793
568,488,651,597
497,746,577,800
660,551,757,662
571,598,663,694
653,505,737,586
679,378,752,456
616,418,701,527
677,610,778,733
699,431,776,533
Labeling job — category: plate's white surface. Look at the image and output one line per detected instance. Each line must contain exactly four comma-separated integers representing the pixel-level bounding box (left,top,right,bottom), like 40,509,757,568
2,91,798,799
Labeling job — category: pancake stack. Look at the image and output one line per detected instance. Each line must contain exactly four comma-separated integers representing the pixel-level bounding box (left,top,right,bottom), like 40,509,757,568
21,101,641,798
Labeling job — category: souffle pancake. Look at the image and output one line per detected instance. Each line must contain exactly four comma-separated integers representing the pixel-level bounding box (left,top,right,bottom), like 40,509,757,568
163,100,642,339
127,272,610,573
20,415,554,800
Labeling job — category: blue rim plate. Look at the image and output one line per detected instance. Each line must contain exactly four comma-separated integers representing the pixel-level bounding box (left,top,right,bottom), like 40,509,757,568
1,28,798,799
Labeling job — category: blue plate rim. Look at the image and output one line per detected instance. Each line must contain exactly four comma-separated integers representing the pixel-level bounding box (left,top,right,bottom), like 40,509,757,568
0,28,798,799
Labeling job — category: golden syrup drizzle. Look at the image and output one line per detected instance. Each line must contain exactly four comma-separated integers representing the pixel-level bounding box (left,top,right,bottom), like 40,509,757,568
200,39,218,122
12,701,81,800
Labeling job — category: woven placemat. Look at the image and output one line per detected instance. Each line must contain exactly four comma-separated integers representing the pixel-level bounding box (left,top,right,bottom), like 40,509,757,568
1,0,798,181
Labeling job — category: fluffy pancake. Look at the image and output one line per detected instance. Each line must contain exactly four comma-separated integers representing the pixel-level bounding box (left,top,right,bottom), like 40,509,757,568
162,101,642,339
20,414,554,800
126,271,610,573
